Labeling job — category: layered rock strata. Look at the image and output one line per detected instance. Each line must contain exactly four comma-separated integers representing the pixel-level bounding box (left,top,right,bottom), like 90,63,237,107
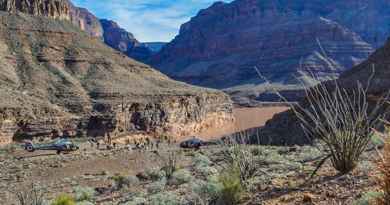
0,3,234,145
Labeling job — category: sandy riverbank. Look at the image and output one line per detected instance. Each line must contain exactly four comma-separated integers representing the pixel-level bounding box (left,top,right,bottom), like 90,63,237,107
196,106,289,140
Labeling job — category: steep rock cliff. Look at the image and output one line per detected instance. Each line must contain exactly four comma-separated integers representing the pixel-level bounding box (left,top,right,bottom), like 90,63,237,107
69,5,103,38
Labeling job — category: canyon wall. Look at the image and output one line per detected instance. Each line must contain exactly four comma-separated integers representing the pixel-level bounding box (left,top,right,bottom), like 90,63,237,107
150,0,390,102
0,1,234,145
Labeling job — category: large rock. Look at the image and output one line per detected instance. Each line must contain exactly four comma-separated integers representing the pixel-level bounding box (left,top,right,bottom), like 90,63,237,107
150,0,390,101
0,1,234,144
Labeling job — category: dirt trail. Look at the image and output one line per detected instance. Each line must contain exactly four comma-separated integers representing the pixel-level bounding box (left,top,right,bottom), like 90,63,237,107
196,106,289,140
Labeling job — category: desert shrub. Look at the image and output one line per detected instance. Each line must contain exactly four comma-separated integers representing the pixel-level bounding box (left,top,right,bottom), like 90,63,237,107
0,144,18,154
377,123,390,205
124,197,147,205
289,81,388,174
196,165,218,177
150,192,180,205
160,151,179,180
218,166,244,205
193,153,212,167
14,183,47,205
73,186,95,202
145,168,166,181
147,178,167,194
353,191,383,205
191,177,222,204
223,144,259,187
193,153,218,176
111,174,131,191
51,194,75,205
169,169,193,186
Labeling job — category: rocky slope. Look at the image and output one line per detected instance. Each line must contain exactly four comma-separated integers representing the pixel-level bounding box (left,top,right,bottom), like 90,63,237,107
150,0,390,101
0,0,234,145
261,38,390,145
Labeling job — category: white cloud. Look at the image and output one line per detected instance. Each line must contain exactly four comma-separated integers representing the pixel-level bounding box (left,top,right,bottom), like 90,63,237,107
72,0,232,42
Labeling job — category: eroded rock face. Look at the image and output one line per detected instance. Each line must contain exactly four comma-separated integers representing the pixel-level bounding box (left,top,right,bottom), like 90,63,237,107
0,7,233,145
69,5,103,38
0,0,71,20
150,0,390,99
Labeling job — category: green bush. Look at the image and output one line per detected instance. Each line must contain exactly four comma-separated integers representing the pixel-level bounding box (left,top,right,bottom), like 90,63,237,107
147,178,167,194
218,166,243,205
193,153,217,176
150,192,180,205
193,153,212,167
51,194,75,205
124,197,147,205
145,168,166,181
111,175,139,190
169,169,193,186
73,186,95,202
353,191,383,205
191,177,222,204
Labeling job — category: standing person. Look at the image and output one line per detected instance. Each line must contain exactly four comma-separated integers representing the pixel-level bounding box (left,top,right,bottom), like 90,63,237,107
156,139,160,150
107,133,112,146
146,137,151,150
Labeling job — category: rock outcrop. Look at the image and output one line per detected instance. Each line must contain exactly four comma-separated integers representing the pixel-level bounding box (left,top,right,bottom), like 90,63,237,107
100,19,153,62
150,0,390,101
0,0,71,20
69,5,103,38
0,1,234,145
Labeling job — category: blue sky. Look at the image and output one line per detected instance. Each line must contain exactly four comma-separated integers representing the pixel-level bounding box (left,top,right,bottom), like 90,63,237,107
72,0,233,42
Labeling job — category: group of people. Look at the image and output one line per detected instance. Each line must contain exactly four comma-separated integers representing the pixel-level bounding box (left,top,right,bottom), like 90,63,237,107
127,136,177,151
87,134,177,152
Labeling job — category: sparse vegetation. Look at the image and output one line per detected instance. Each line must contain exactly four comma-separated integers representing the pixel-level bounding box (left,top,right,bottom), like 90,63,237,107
353,191,383,205
51,194,75,205
111,174,130,190
14,183,46,205
288,81,388,174
169,169,193,186
73,186,95,202
218,165,244,205
150,192,180,205
160,151,179,180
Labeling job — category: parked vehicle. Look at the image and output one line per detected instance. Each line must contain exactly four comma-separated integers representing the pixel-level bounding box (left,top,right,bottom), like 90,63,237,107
180,137,205,149
23,138,79,154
